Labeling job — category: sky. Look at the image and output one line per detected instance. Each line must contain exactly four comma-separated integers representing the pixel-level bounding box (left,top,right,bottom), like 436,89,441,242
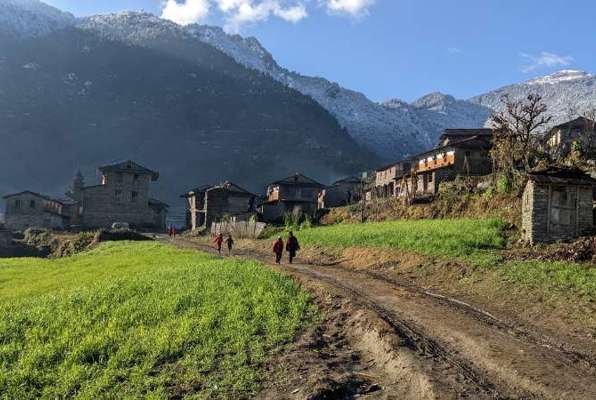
43,0,596,102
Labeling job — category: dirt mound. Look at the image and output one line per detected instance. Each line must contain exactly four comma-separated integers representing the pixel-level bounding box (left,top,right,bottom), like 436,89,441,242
511,236,596,263
16,228,153,258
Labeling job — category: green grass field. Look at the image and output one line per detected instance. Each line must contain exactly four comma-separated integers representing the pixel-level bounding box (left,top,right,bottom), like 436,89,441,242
296,218,507,267
294,218,595,300
0,242,313,399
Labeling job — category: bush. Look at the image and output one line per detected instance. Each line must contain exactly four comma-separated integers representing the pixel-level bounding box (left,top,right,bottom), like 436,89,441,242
496,174,512,194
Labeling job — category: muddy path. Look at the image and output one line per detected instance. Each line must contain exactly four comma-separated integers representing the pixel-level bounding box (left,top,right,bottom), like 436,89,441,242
166,237,596,399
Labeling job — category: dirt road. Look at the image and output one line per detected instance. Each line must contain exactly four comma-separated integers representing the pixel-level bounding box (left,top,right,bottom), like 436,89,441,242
166,237,596,399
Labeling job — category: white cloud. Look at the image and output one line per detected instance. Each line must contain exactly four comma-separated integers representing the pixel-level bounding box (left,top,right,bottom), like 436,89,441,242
521,51,574,73
323,0,375,16
221,0,307,32
447,47,462,55
161,0,210,26
161,0,307,32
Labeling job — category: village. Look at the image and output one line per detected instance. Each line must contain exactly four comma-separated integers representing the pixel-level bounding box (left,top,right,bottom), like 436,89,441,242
2,112,595,247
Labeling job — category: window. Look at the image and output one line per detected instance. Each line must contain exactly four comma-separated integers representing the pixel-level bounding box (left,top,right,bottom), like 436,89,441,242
131,191,138,203
133,174,140,183
550,187,575,227
14,199,21,209
465,151,471,158
30,200,36,209
117,173,123,183
115,190,122,202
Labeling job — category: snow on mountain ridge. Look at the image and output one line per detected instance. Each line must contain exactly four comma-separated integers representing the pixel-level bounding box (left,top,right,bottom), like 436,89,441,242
0,0,74,37
526,70,592,85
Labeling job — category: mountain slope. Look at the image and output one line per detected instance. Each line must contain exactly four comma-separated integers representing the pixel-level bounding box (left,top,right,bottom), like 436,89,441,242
0,0,74,37
471,70,596,126
0,10,376,204
187,24,437,158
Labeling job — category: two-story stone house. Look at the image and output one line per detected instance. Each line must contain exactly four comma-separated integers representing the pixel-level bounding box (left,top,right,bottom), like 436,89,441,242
182,181,257,231
260,174,324,222
2,191,71,231
68,160,168,230
544,117,596,159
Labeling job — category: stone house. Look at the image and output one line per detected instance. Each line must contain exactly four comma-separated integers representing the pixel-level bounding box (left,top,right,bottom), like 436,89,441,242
318,176,362,209
544,117,596,159
410,132,493,197
373,129,493,201
374,160,412,198
260,174,324,222
68,160,168,230
182,181,257,231
2,191,70,231
522,167,595,244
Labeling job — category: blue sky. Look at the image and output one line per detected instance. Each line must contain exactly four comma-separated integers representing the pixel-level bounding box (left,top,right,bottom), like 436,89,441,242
44,0,595,102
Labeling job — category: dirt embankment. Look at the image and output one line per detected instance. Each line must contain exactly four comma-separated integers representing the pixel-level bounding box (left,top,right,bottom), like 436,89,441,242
2,228,152,258
174,237,596,400
323,192,521,229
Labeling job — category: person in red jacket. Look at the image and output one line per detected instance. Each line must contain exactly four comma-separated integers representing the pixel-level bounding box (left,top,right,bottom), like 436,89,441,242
273,236,284,264
213,233,224,255
286,231,300,264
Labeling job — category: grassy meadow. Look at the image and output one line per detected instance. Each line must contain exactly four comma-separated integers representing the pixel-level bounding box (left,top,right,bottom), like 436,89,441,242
295,218,507,267
291,218,595,300
0,242,313,399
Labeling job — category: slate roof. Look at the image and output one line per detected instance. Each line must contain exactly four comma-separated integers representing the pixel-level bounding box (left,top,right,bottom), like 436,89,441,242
98,160,159,181
3,191,66,205
551,117,595,131
181,181,255,198
415,135,492,159
269,173,324,188
527,167,596,186
440,128,493,140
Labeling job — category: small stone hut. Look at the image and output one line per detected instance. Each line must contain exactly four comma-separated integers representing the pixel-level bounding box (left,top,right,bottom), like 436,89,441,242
522,167,595,244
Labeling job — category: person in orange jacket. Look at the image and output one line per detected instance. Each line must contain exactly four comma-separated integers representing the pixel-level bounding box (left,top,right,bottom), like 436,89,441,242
273,236,284,264
213,233,224,255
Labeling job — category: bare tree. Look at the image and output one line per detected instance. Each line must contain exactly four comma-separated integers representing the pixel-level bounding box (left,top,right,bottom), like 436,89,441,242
489,94,552,175
580,108,596,160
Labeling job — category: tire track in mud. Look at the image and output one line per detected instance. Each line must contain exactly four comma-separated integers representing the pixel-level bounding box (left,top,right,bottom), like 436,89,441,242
354,268,596,372
282,264,526,400
166,237,596,399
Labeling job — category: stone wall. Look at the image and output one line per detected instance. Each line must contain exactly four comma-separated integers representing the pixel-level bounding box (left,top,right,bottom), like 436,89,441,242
523,181,594,244
0,230,12,246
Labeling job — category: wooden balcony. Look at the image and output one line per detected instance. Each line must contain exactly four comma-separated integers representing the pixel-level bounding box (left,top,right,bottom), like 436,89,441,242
416,154,455,172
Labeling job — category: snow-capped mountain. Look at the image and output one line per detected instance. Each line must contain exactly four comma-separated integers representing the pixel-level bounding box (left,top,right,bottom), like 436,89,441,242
2,1,595,166
77,12,186,43
0,0,74,37
471,70,596,126
185,25,498,159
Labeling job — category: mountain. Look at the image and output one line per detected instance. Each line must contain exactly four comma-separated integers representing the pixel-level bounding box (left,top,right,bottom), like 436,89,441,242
0,8,377,206
187,25,494,160
0,0,74,37
186,25,434,158
184,25,596,160
471,70,596,126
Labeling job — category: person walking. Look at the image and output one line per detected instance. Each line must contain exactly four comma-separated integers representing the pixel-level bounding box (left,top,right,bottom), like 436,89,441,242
286,231,300,264
213,233,224,255
273,236,284,264
225,234,234,256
